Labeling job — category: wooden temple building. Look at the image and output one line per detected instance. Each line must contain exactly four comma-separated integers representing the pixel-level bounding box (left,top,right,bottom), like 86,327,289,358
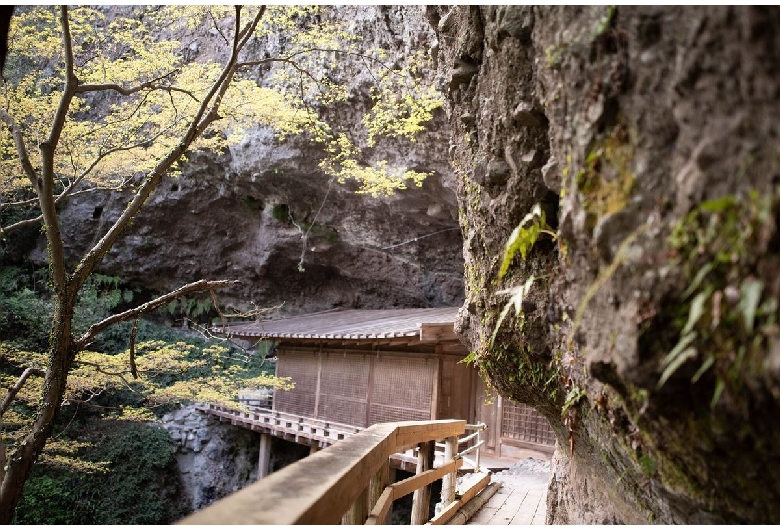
209,307,555,477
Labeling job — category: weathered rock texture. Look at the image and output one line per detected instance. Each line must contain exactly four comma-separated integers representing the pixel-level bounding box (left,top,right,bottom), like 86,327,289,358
27,6,463,316
431,5,780,524
161,405,260,511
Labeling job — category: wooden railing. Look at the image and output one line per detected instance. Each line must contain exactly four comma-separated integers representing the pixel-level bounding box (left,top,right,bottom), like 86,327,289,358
199,402,362,446
177,419,490,525
448,422,487,473
199,403,487,473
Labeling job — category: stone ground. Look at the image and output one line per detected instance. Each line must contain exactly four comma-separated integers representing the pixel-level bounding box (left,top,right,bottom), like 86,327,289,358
467,458,551,525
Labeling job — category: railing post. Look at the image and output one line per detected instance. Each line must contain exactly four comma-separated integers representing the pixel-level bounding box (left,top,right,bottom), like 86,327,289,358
411,440,434,524
368,460,390,524
475,428,481,473
341,486,368,525
439,436,458,511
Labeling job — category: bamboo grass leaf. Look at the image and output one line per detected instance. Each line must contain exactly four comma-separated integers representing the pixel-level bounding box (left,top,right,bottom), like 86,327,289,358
739,278,764,333
658,346,697,389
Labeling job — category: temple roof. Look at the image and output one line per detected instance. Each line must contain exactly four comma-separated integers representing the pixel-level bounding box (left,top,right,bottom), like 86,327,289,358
218,307,462,345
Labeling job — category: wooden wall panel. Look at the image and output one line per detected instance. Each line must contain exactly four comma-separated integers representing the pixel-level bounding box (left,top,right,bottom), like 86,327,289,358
275,349,479,433
275,350,317,417
318,353,370,426
370,356,433,424
436,358,475,421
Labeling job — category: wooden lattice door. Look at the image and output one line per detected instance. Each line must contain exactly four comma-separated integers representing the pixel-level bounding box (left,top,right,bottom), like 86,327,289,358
501,400,556,447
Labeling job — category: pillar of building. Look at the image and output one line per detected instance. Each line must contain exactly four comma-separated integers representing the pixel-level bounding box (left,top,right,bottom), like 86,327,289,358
258,433,272,479
309,444,320,455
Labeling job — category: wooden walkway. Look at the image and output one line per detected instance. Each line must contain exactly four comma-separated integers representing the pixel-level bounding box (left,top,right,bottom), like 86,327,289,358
467,471,549,525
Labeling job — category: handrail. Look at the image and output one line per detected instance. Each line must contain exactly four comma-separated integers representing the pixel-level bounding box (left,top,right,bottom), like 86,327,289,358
435,422,486,473
209,402,362,434
177,419,467,525
199,403,362,446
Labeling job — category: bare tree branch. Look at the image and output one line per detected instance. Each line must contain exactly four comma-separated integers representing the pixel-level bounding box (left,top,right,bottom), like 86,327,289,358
0,122,177,235
0,109,38,186
75,279,240,349
0,217,41,236
211,294,284,327
208,8,230,47
282,47,396,75
47,8,77,158
129,319,139,379
38,6,79,296
210,289,228,330
75,82,198,101
0,367,45,417
297,178,333,272
204,293,284,357
238,57,323,88
74,68,197,99
0,196,39,210
233,6,241,52
1,175,132,235
67,87,157,144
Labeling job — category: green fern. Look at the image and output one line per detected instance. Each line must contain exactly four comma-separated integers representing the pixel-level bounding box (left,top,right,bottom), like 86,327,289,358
490,275,535,346
497,204,555,279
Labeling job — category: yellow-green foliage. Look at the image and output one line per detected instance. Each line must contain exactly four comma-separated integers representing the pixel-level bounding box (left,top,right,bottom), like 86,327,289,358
576,126,635,229
2,7,220,192
497,204,555,279
319,133,430,197
1,340,292,468
72,340,293,406
0,6,440,202
364,50,442,146
316,48,443,197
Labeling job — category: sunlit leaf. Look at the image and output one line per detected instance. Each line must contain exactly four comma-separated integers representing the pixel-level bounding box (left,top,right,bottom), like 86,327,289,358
682,289,712,337
498,204,546,279
691,355,714,383
661,331,698,371
739,278,764,333
681,262,714,301
658,346,697,389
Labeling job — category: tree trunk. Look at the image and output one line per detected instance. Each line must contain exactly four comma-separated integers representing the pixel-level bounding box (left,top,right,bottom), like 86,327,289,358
0,295,76,524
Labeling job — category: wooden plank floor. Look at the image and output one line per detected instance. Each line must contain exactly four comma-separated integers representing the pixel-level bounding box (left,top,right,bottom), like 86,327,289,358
467,472,549,525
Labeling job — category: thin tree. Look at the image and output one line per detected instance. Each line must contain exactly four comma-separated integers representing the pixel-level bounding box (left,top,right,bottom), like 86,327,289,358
0,6,266,521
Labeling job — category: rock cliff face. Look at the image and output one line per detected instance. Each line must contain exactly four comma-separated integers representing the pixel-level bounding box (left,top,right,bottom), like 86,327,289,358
430,5,780,524
27,6,463,315
161,405,260,511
